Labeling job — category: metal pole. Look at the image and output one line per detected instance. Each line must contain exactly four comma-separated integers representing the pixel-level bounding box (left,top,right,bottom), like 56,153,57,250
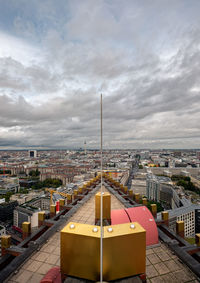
100,94,103,282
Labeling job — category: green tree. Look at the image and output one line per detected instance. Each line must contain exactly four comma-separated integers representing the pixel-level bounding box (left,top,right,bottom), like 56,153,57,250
29,170,36,177
35,169,40,176
146,200,164,212
177,180,187,187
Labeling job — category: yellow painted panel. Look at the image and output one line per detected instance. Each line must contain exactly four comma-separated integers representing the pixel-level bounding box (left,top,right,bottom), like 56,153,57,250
134,193,140,200
195,234,200,246
95,192,111,220
142,198,147,205
176,221,184,232
38,211,45,221
151,204,157,213
50,205,56,213
61,222,100,281
67,194,72,200
162,211,169,221
1,235,11,248
22,222,31,233
60,222,146,281
103,222,146,281
73,190,78,195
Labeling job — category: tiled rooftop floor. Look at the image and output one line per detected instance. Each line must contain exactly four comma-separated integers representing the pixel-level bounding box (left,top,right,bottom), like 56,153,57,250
7,187,199,283
145,244,198,283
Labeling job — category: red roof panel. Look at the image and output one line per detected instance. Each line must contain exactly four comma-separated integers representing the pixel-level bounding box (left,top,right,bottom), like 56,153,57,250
111,206,158,246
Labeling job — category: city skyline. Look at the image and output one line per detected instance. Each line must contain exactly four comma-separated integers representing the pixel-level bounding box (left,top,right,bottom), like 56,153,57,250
0,1,200,149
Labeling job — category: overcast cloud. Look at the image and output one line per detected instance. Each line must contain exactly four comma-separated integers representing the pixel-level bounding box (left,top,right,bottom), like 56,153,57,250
0,0,200,149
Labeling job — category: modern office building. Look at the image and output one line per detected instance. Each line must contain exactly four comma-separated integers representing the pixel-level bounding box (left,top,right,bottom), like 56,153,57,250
13,206,39,229
13,197,50,228
28,150,37,158
0,201,18,221
146,174,181,209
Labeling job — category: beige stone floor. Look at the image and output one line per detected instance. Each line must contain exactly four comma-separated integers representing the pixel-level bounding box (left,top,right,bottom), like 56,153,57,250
7,188,199,283
145,244,199,283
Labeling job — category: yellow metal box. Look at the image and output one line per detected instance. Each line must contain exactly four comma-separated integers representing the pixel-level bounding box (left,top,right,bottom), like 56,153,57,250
60,222,146,281
61,222,100,281
95,192,111,220
103,222,146,281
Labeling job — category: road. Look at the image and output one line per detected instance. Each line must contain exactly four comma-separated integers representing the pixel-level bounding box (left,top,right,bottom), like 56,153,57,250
126,160,139,190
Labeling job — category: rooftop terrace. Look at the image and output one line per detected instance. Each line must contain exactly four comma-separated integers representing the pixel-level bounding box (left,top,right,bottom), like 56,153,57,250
1,175,200,282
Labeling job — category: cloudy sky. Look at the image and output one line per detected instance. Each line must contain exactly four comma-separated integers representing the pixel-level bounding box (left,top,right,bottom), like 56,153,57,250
0,0,200,149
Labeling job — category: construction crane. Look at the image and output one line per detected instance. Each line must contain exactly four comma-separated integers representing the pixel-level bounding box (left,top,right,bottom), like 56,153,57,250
45,188,70,205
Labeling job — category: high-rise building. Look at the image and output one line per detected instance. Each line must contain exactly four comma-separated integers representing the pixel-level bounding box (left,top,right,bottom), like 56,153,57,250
146,174,180,209
28,150,37,158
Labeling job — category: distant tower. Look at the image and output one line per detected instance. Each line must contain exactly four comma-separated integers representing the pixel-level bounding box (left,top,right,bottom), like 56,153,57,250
84,141,87,155
28,150,37,158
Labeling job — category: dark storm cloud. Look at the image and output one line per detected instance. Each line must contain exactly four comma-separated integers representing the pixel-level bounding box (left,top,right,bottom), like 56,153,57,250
0,0,200,148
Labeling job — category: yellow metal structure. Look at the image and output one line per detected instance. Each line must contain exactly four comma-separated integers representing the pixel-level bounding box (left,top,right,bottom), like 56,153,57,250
115,181,120,187
162,211,169,221
61,222,100,281
195,234,200,247
67,194,72,201
59,199,65,206
142,198,147,205
78,186,83,194
95,192,111,220
22,222,31,234
1,235,11,248
128,190,133,197
83,184,87,190
103,222,146,281
150,204,157,213
38,211,45,222
176,221,184,233
124,186,128,193
50,204,56,214
134,193,140,201
60,222,146,281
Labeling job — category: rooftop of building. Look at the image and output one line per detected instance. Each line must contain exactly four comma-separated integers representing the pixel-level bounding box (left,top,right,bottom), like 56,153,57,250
146,174,172,184
1,176,200,283
157,203,200,219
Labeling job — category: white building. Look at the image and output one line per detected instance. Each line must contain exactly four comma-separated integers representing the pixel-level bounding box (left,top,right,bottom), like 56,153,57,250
157,205,200,238
146,174,179,209
13,197,50,229
177,211,195,237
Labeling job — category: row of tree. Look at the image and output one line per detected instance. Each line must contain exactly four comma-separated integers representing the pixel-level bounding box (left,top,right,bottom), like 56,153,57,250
31,178,62,190
172,175,199,194
29,169,40,177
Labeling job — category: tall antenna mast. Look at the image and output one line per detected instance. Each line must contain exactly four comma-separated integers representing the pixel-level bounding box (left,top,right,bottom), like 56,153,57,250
100,94,103,282
84,140,86,155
